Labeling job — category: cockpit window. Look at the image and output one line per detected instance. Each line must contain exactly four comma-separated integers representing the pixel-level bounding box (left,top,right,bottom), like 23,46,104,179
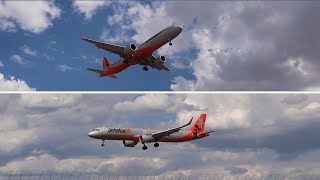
92,128,100,131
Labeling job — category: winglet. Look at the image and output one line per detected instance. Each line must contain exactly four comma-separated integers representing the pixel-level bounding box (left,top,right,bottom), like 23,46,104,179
181,117,193,129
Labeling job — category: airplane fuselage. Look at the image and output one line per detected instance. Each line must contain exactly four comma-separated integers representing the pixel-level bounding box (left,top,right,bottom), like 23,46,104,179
99,25,183,77
88,127,201,143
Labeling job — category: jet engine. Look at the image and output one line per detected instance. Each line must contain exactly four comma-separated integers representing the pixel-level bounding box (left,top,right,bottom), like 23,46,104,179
123,43,137,56
122,140,138,147
154,55,166,66
139,135,155,143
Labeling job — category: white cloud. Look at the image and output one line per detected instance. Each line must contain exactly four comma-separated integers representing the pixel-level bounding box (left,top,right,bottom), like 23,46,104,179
0,19,16,32
20,45,37,56
0,94,320,175
100,29,130,43
19,94,81,109
0,1,61,33
0,60,3,67
113,94,172,115
73,1,111,20
105,1,320,90
0,73,34,91
10,54,27,65
106,2,188,55
57,64,73,72
0,129,38,154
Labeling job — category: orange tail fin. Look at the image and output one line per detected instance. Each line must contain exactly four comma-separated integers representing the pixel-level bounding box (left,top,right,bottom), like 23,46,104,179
102,57,110,71
189,114,206,139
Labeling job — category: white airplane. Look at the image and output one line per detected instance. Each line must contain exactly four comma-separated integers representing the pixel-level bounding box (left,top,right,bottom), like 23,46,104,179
81,25,183,78
88,114,214,150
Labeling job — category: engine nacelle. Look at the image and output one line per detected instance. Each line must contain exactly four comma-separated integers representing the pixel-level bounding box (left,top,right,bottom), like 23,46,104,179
123,43,137,56
122,140,138,147
154,55,166,66
158,55,166,63
139,135,155,143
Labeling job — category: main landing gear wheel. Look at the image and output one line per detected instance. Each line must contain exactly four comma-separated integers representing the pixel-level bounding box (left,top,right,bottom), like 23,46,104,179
123,60,129,64
142,145,148,150
143,66,148,71
154,143,159,147
101,140,105,147
169,42,173,46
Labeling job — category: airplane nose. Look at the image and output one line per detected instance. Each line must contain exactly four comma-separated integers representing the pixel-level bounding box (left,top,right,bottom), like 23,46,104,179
176,25,183,34
88,132,94,138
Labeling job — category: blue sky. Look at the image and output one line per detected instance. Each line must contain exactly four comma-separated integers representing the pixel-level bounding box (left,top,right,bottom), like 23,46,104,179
1,1,320,91
0,1,194,91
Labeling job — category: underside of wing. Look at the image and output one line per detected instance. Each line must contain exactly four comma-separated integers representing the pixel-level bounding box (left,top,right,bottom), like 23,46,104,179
151,118,193,140
146,55,171,71
159,64,171,71
81,35,125,57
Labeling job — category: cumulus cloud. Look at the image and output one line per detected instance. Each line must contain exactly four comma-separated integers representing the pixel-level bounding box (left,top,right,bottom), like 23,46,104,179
113,94,172,114
0,73,34,91
168,1,320,90
0,1,61,33
0,19,15,32
100,29,130,43
0,94,320,175
73,1,111,20
104,1,320,90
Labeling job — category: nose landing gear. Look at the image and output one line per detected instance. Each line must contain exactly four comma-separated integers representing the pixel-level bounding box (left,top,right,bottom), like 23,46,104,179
142,142,148,150
101,140,105,147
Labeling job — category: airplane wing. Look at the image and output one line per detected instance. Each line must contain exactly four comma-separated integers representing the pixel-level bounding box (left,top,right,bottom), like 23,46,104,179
151,117,193,140
146,55,171,71
81,35,125,57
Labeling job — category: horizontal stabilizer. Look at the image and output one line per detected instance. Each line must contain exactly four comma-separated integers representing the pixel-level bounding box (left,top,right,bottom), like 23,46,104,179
108,74,117,79
87,68,103,74
198,130,215,137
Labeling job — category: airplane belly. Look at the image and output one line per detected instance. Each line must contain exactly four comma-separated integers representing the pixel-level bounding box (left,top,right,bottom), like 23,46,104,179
159,134,191,143
106,133,133,140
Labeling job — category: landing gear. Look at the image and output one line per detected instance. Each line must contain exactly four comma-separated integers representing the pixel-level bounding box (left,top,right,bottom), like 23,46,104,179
154,143,159,147
143,66,148,71
142,145,148,150
123,60,129,64
169,39,173,46
101,140,105,147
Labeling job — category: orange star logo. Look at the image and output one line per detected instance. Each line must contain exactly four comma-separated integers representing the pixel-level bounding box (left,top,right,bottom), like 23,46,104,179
125,128,132,134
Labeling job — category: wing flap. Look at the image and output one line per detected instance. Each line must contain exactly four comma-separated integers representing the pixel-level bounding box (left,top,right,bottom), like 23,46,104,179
152,117,193,139
159,64,171,71
146,55,171,71
81,35,125,57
